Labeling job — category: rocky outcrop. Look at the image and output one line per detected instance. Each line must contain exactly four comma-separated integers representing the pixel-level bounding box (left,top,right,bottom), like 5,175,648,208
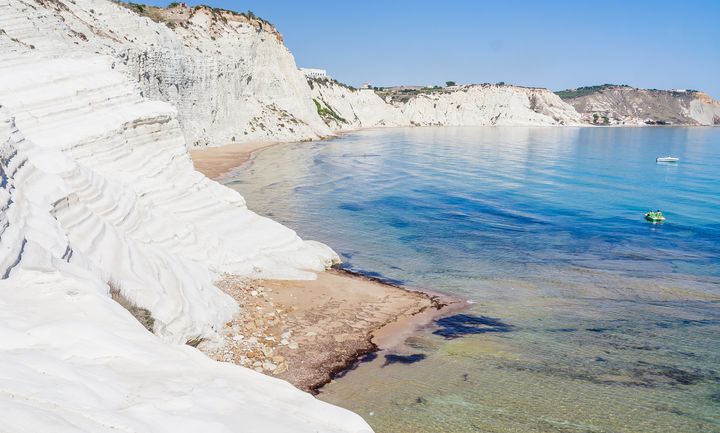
558,85,720,125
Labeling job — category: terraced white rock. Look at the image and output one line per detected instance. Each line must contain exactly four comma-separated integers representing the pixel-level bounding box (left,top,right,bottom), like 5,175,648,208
0,5,366,431
0,268,371,433
0,52,338,339
0,0,330,148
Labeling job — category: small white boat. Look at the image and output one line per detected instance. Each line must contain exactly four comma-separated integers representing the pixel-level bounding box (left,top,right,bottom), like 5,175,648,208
656,156,679,163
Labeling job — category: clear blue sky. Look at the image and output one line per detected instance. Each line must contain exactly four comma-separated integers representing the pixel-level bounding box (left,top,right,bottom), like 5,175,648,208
141,0,720,97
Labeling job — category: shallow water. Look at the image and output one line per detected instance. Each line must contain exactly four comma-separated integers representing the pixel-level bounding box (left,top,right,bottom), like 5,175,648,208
225,127,720,433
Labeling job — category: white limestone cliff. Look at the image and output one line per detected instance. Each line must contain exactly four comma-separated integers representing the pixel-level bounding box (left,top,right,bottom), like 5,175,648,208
308,78,405,130
117,5,332,146
2,0,331,147
309,79,583,130
3,0,586,154
0,2,372,431
399,84,583,126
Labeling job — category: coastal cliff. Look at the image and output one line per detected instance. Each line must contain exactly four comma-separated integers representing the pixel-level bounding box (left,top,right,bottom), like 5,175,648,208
3,0,331,147
397,84,583,126
557,84,720,125
0,1,371,431
308,78,405,130
0,0,716,431
309,79,583,130
116,4,332,146
4,0,587,151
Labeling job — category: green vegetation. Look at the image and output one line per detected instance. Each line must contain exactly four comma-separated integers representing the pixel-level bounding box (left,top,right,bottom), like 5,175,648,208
445,81,456,87
313,98,346,123
110,283,155,332
555,84,630,100
122,1,146,13
115,1,275,28
374,85,453,104
590,113,612,125
307,76,356,91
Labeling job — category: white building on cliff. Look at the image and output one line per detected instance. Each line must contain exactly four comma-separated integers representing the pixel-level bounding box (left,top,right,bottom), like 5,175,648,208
299,68,328,79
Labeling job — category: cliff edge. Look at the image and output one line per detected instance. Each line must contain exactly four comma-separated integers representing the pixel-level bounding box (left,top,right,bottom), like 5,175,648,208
557,84,720,125
0,1,370,431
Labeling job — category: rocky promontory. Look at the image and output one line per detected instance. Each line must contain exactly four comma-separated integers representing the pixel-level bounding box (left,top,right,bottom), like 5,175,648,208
557,84,720,126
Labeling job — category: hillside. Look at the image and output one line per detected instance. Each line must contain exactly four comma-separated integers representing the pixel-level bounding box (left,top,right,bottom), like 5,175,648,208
309,79,583,130
557,85,720,125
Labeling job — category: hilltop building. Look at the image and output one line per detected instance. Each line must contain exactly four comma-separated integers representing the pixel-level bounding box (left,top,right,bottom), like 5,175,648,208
299,68,328,79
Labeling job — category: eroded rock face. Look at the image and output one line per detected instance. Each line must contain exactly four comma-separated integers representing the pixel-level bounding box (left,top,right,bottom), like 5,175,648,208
0,0,590,154
308,79,405,130
1,0,331,148
560,86,720,125
0,2,370,431
118,6,331,147
309,79,583,130
399,85,583,126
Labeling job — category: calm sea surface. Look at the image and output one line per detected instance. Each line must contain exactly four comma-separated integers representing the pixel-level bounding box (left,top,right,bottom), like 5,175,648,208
225,127,720,433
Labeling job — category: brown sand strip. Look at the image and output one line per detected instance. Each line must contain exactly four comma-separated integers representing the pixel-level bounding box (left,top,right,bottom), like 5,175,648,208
204,269,461,393
190,141,277,180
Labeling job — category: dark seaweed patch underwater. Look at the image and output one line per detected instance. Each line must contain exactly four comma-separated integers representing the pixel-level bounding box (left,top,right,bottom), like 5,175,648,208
433,314,512,339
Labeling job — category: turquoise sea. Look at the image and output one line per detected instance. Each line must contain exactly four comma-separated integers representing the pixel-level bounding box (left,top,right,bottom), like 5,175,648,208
226,127,720,433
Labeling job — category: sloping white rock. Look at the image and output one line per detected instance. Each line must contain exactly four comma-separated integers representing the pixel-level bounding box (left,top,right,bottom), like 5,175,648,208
0,52,338,342
0,0,331,147
0,11,364,432
0,268,371,433
309,78,405,130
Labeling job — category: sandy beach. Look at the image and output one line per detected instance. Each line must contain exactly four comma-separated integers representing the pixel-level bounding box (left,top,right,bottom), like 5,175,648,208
190,141,279,180
205,269,457,392
192,144,459,392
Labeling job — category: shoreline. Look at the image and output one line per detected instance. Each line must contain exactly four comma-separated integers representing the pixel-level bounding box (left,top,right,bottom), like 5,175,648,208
188,123,711,182
191,142,466,393
204,268,464,393
189,140,282,181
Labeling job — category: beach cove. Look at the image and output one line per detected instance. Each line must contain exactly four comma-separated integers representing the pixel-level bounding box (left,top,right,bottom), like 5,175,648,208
191,143,464,393
211,126,720,433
